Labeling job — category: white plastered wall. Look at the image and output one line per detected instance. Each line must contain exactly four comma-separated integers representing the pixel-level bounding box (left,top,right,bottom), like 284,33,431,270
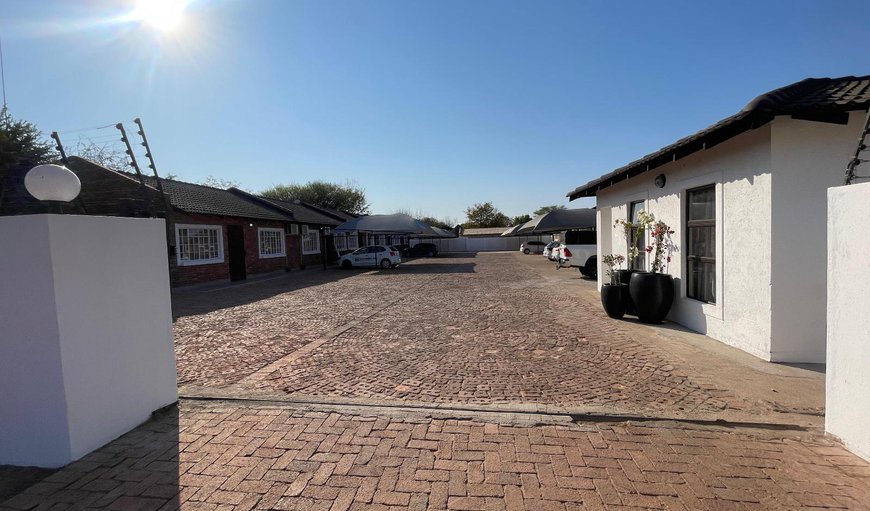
596,126,775,359
0,215,178,467
769,112,867,363
826,180,870,461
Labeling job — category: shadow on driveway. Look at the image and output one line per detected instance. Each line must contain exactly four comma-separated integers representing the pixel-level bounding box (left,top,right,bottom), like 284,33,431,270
171,269,359,320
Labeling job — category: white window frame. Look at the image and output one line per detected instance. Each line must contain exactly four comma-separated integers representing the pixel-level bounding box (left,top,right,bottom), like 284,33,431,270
257,227,286,259
347,231,359,250
175,224,224,266
302,225,320,254
675,170,724,321
334,234,347,252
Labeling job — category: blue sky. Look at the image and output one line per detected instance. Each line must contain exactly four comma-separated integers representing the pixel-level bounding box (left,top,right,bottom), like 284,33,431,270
2,0,869,221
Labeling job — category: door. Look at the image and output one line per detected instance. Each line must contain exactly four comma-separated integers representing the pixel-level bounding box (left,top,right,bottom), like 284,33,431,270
227,225,246,281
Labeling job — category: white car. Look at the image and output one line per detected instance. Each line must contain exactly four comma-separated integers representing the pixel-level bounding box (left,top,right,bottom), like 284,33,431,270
555,231,597,278
338,245,402,269
542,241,562,260
520,241,547,254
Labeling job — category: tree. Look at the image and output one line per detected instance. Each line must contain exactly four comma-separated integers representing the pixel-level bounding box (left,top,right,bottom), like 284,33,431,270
533,204,566,216
512,214,532,226
463,202,510,228
72,136,179,180
72,136,129,171
201,175,243,189
262,180,370,215
419,216,457,230
0,107,59,206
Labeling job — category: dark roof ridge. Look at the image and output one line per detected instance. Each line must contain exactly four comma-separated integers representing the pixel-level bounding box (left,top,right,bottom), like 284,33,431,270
295,200,354,221
567,73,870,200
227,187,297,220
741,75,870,114
66,156,161,191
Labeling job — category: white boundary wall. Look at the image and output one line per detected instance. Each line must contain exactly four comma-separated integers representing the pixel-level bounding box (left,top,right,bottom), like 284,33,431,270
414,235,552,253
0,215,178,467
826,182,870,461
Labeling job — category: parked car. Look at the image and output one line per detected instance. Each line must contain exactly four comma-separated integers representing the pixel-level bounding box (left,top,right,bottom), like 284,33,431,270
554,230,597,278
520,241,547,254
543,241,562,261
338,245,402,269
404,242,439,258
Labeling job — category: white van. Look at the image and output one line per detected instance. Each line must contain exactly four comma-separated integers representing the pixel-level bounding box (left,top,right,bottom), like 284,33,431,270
554,230,597,278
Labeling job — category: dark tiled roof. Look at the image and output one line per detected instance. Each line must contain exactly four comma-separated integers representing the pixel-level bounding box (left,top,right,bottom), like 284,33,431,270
139,177,291,221
567,75,870,199
249,196,345,226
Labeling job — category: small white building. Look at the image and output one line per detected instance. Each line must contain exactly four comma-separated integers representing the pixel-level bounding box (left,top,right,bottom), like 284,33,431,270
568,75,870,363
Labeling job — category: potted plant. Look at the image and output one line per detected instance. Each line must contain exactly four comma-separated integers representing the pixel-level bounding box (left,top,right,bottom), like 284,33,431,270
613,217,642,315
628,213,677,323
600,254,627,319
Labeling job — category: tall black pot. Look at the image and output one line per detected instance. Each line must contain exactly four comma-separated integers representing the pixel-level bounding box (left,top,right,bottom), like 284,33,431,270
628,272,674,324
600,284,628,319
612,269,636,315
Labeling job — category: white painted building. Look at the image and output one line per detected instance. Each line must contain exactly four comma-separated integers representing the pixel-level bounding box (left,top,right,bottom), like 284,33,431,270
567,75,870,363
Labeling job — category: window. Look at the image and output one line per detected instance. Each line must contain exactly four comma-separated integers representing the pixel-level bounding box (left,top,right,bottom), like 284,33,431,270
629,201,646,270
176,224,223,265
347,232,359,250
686,185,716,303
334,235,347,252
258,228,285,259
302,225,320,254
565,230,596,245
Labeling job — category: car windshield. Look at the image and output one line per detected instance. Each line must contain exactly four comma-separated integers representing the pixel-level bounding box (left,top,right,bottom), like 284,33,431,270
352,248,367,255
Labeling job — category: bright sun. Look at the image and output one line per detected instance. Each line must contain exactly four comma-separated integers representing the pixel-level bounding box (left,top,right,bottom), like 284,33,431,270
132,0,187,31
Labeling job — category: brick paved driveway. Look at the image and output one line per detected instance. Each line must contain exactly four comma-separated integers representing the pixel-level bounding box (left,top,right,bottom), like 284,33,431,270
172,254,737,416
4,401,869,511
4,253,868,510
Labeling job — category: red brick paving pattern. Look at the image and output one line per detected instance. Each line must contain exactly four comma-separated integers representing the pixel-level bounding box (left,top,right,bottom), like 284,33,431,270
173,255,733,414
172,269,442,387
3,402,868,511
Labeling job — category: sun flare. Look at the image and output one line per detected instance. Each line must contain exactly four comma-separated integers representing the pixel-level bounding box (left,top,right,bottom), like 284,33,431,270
131,0,188,31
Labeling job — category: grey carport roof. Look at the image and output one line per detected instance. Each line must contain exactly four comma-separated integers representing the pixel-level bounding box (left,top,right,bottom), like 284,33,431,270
514,208,596,235
334,214,455,237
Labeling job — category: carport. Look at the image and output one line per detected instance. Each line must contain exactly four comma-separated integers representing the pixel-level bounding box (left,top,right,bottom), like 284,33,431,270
512,208,596,235
333,214,456,248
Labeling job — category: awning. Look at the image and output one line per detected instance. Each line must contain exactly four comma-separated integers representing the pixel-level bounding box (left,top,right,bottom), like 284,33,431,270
514,208,596,235
333,214,454,237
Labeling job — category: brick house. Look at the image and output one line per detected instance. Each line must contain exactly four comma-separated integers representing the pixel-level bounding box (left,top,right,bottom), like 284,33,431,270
227,189,356,267
0,156,355,287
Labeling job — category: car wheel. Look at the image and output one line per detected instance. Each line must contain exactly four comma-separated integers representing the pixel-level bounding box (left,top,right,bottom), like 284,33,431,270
341,260,352,269
380,258,391,269
523,248,530,254
426,251,434,257
584,256,598,279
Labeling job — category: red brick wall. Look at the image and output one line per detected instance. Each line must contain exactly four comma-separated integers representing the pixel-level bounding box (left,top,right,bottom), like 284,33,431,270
168,213,293,287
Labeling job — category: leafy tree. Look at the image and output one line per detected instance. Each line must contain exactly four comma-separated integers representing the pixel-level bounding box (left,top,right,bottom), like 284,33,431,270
463,202,510,228
0,107,59,206
533,204,566,216
262,180,370,214
419,216,456,230
512,214,532,226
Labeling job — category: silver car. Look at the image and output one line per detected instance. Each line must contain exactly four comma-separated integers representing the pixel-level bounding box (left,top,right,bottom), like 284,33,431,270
338,245,402,269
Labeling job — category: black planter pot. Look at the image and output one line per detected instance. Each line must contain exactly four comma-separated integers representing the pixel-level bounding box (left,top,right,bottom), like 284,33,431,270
612,270,636,315
628,272,675,324
600,284,628,319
